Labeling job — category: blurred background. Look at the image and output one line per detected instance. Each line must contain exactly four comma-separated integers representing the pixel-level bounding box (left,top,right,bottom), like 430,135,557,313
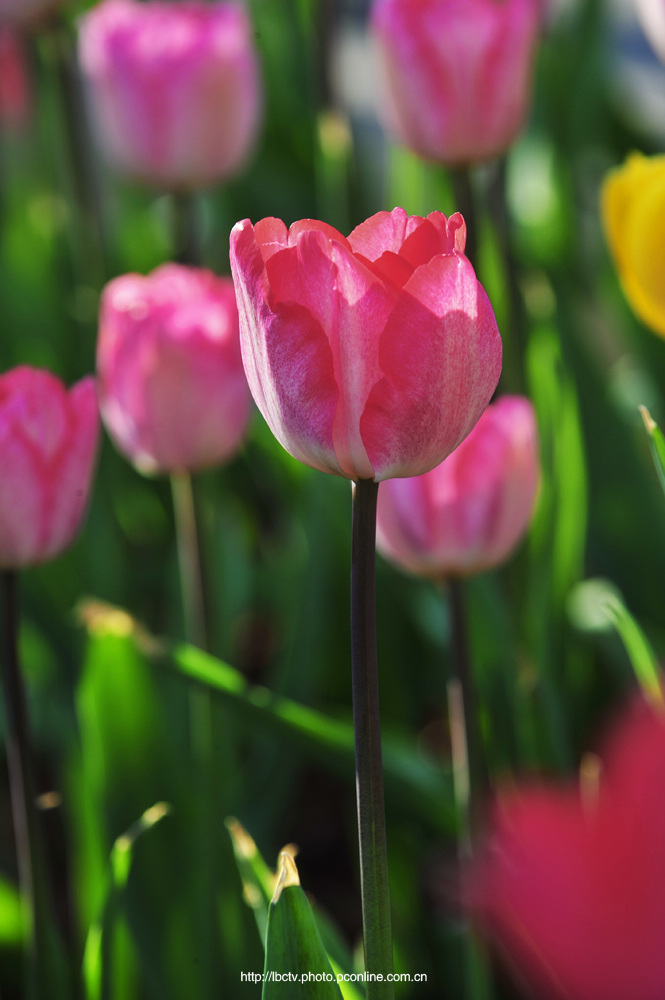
2,0,665,996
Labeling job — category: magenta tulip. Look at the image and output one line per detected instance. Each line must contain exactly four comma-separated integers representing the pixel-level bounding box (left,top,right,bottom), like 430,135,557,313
375,396,538,578
0,367,99,569
230,208,502,482
97,263,251,475
464,690,665,1000
77,0,262,189
371,0,541,166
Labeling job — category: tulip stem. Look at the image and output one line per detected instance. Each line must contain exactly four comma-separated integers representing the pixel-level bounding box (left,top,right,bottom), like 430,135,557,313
350,479,394,1000
450,167,478,268
447,578,486,847
1,571,60,999
172,192,203,268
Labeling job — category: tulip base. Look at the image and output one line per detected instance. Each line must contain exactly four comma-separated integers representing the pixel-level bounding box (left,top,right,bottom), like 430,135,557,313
350,479,394,999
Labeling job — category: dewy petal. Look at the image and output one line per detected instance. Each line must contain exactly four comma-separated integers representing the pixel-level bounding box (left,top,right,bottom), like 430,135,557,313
362,253,502,480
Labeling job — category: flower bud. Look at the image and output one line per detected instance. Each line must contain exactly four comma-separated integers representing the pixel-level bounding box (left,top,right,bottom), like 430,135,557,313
78,0,262,190
0,367,99,569
371,0,541,166
97,264,251,475
376,396,538,577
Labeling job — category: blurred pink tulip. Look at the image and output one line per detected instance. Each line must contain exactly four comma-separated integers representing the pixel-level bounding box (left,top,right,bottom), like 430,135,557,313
77,0,262,189
371,0,541,165
0,0,64,27
375,396,538,578
0,367,99,569
464,690,665,1000
636,0,665,65
230,208,502,482
97,264,251,475
0,28,31,130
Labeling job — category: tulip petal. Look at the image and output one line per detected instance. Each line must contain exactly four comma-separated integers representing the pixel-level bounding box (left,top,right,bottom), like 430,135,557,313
363,254,502,480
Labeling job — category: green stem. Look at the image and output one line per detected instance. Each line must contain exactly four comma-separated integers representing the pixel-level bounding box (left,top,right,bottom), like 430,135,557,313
447,578,486,846
170,473,216,996
350,479,394,1000
447,579,494,1000
450,166,478,268
171,191,203,268
1,572,58,999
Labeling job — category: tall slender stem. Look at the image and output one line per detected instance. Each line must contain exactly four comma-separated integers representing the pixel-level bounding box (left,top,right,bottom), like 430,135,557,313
350,479,393,1000
448,578,486,846
1,572,57,998
171,192,203,268
171,472,208,652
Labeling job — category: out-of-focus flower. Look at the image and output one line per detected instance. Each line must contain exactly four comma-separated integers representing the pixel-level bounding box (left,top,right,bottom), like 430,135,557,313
375,396,538,578
602,152,665,338
0,28,31,130
97,264,251,475
230,208,502,482
0,0,64,28
464,690,665,1000
370,0,541,166
0,367,99,569
78,0,262,190
636,0,665,65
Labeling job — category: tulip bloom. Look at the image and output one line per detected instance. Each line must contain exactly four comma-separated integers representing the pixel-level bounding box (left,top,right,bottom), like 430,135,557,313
376,396,538,578
602,152,665,338
230,208,502,482
465,691,665,1000
97,263,251,475
0,367,99,569
371,0,541,166
77,0,262,189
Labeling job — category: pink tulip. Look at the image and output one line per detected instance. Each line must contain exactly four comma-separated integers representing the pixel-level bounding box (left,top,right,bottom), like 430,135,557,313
0,28,31,130
0,0,64,27
77,0,262,190
371,0,541,165
375,396,538,578
230,208,502,482
464,690,665,1000
0,367,99,569
97,263,251,475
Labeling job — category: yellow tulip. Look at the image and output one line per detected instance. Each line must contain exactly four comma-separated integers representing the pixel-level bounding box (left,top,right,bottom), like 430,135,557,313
601,152,665,338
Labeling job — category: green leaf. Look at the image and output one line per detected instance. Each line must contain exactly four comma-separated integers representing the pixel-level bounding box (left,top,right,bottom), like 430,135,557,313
602,593,663,707
83,803,171,1000
640,406,665,498
0,875,25,946
262,851,343,1000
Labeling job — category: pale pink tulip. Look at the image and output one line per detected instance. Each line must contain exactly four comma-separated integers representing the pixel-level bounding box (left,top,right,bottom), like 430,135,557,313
371,0,541,165
230,208,502,482
0,0,64,27
0,367,99,569
636,0,665,66
376,396,538,577
465,690,665,1000
97,264,251,475
77,0,262,189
